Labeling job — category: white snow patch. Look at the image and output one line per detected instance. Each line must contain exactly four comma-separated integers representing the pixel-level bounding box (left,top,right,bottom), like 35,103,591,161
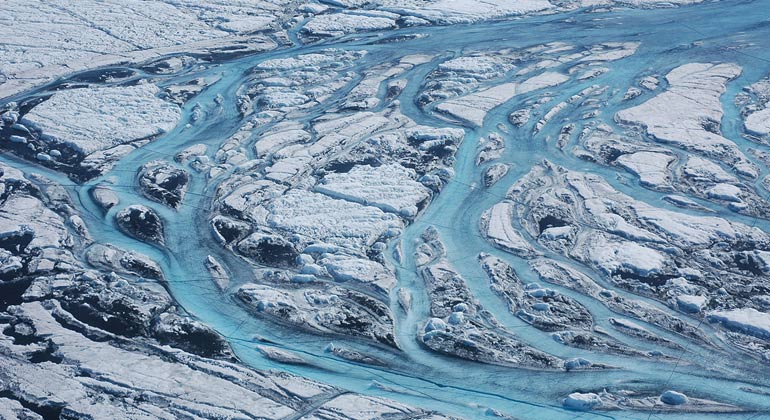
23,84,180,155
745,107,770,136
616,151,674,188
706,183,742,202
303,13,396,37
616,63,756,177
676,294,707,313
436,72,569,126
482,202,538,256
264,189,403,250
315,164,430,217
563,392,602,410
708,308,770,339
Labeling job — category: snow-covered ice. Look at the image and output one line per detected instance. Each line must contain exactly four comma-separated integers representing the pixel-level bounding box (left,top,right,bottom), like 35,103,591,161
23,84,180,155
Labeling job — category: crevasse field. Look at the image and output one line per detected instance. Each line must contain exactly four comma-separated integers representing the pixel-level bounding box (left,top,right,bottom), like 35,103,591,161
2,1,770,419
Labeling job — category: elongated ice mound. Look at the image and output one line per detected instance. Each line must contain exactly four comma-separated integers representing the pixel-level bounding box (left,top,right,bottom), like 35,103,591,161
23,84,181,155
708,308,770,339
616,63,757,177
264,189,403,250
315,164,431,217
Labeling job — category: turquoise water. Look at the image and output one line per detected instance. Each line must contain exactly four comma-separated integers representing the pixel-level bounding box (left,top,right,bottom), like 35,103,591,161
5,1,770,418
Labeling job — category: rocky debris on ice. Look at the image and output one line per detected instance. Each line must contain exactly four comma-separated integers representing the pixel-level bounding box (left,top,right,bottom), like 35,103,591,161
0,397,41,420
115,204,165,246
2,102,143,179
0,171,229,357
137,160,189,209
609,317,683,350
426,42,636,128
77,142,151,181
576,126,770,217
326,342,389,366
479,254,593,332
533,98,569,135
162,77,218,106
243,49,366,118
638,75,660,90
31,265,231,358
420,260,477,319
237,283,397,348
476,132,506,165
305,393,451,420
498,162,770,353
152,312,234,359
0,166,78,285
419,49,523,108
0,300,444,419
562,388,740,412
210,214,252,246
211,101,463,335
237,231,299,268
223,108,461,222
575,126,675,188
85,243,163,280
678,155,770,215
509,108,532,126
623,86,643,100
260,110,393,184
175,143,208,164
483,163,511,187
441,54,517,84
552,330,659,359
415,228,563,369
682,155,739,183
663,195,714,212
531,258,709,345
578,42,639,63
0,157,449,420
0,192,71,253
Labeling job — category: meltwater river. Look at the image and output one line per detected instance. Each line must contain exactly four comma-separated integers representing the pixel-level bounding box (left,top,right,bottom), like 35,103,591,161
5,1,770,418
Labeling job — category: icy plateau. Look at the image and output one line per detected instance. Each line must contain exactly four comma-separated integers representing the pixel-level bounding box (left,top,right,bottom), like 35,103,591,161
2,0,770,419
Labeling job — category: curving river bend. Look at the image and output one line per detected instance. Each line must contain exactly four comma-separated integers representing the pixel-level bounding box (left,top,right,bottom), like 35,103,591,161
5,1,770,419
